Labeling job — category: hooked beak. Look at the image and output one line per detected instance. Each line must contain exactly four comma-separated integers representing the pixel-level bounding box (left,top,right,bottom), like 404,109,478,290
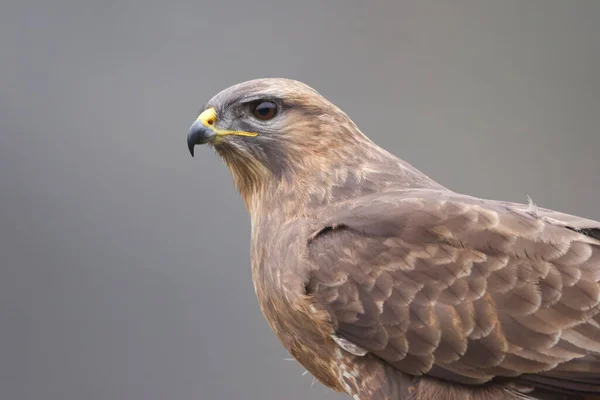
187,120,216,157
187,107,259,157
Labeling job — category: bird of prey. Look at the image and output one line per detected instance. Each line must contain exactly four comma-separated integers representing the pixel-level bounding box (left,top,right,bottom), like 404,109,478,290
187,78,600,400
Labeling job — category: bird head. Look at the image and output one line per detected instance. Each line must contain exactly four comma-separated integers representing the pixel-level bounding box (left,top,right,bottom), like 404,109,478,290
187,78,375,204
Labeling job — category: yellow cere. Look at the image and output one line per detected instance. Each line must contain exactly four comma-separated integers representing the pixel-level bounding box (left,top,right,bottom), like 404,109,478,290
197,107,259,139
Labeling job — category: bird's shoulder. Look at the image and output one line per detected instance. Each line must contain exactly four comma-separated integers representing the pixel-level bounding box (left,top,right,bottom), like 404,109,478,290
304,188,600,259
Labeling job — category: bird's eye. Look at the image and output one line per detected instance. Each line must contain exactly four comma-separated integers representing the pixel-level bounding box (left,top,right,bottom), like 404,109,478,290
252,101,278,121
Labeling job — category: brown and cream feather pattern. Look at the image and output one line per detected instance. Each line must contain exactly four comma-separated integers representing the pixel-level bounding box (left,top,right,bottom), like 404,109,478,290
187,78,600,400
303,189,600,399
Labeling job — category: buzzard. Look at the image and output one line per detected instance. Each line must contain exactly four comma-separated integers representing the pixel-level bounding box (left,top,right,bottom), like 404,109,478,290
187,78,600,400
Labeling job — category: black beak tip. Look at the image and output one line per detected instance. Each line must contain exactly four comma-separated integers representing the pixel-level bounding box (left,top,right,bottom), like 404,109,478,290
187,120,216,158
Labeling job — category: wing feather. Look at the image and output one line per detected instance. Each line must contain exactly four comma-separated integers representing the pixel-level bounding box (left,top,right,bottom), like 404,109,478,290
305,189,600,395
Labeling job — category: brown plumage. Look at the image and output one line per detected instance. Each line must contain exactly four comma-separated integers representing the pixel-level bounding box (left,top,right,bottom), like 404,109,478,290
187,78,600,400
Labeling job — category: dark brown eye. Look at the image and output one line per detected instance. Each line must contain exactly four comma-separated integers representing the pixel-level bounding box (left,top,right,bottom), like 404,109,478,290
252,101,277,121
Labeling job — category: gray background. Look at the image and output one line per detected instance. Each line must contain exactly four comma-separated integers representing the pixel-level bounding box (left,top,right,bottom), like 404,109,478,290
1,1,599,399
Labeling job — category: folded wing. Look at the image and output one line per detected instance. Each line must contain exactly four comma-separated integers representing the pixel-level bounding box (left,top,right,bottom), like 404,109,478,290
305,189,600,395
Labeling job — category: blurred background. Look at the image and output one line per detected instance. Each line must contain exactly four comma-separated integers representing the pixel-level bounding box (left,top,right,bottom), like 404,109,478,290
1,1,599,399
